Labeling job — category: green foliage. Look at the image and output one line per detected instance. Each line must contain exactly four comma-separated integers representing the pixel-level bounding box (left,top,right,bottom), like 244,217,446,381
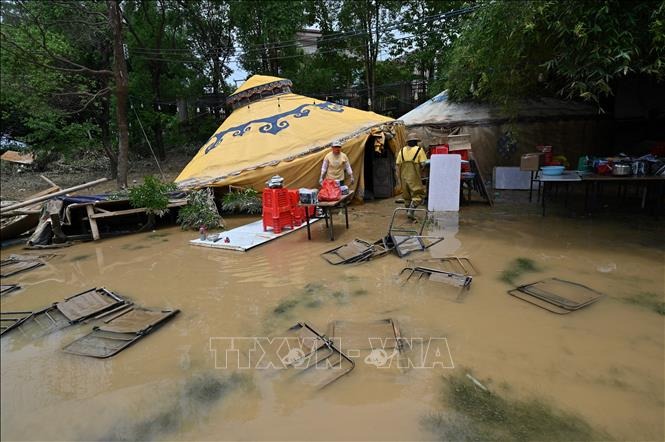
230,0,311,75
0,2,105,161
445,0,665,110
221,188,262,215
177,189,224,230
128,175,177,216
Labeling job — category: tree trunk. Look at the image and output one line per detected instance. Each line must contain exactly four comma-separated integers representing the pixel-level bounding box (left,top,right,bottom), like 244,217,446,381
151,66,166,160
212,56,221,120
100,97,118,178
108,0,130,189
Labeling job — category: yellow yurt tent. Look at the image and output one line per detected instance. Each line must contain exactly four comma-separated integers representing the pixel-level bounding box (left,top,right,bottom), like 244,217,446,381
176,75,405,199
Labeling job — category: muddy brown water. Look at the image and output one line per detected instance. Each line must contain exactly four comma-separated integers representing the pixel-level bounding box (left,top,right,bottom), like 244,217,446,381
1,198,664,441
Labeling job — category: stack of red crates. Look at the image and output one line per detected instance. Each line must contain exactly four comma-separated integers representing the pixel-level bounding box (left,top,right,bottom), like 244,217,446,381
262,188,295,234
288,190,304,227
430,144,471,172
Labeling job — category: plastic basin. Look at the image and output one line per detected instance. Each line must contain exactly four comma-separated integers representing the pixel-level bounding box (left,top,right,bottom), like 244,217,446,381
541,166,565,176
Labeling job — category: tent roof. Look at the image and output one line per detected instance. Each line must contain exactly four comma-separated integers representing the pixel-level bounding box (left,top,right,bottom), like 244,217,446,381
400,90,599,126
230,75,287,96
176,76,396,188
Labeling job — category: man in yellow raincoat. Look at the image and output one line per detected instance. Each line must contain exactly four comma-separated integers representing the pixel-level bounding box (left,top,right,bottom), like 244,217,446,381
319,141,355,186
396,133,427,217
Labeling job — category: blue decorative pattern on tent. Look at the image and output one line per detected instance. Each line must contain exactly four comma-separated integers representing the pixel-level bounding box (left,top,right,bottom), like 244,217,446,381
204,102,344,154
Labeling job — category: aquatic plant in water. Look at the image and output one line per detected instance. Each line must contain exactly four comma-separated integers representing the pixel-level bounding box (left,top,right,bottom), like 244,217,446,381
499,257,541,285
423,372,600,441
104,373,250,441
623,292,665,315
273,298,300,315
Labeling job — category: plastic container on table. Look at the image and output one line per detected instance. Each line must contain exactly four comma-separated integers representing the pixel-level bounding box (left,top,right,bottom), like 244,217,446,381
541,166,565,176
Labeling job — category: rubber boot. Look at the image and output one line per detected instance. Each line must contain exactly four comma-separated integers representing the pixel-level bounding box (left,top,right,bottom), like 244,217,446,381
407,202,416,220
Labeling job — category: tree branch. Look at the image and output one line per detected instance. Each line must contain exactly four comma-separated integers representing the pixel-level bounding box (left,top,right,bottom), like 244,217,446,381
0,35,113,77
62,87,111,114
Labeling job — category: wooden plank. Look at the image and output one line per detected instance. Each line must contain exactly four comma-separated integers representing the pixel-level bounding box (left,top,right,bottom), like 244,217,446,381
90,207,146,219
0,178,109,214
39,175,60,188
89,200,187,220
86,205,100,240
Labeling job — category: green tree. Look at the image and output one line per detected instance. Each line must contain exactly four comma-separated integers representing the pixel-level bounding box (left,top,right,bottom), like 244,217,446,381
444,0,665,110
1,0,132,186
230,0,311,76
178,0,235,120
338,0,401,110
391,1,467,88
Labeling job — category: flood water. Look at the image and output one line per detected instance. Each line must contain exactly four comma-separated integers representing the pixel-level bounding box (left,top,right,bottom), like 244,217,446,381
1,197,664,441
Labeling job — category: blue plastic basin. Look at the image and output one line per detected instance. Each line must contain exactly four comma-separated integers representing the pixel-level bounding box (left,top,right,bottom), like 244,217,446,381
541,166,565,176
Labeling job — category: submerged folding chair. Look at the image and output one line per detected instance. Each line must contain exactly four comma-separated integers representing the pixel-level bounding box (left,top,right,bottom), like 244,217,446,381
321,237,395,265
0,287,126,339
0,284,21,296
0,310,33,336
328,318,403,352
408,257,478,276
0,257,44,278
387,208,443,258
400,266,472,289
508,278,605,314
321,239,375,265
63,307,180,358
285,322,355,389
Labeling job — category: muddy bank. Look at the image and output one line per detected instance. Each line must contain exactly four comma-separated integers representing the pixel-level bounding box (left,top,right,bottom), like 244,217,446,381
1,197,664,441
0,153,190,201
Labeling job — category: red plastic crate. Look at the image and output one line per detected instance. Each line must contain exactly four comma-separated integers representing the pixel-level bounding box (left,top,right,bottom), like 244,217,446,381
288,190,303,226
431,144,449,155
262,188,295,233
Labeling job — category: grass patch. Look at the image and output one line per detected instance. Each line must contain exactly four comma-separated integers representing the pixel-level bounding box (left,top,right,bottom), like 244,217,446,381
147,232,169,239
120,244,148,251
302,282,324,295
273,298,300,315
424,372,600,441
352,288,369,296
106,373,249,441
304,298,323,308
499,257,541,285
623,292,665,315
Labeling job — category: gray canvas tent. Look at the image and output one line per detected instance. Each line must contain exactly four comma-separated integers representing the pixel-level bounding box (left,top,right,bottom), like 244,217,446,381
400,91,611,177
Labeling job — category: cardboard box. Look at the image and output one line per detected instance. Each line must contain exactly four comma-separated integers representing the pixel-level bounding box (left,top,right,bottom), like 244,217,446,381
520,153,544,171
447,134,471,152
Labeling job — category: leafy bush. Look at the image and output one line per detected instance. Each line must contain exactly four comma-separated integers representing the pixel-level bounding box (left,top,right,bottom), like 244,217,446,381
221,188,261,214
128,175,177,217
177,189,224,230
